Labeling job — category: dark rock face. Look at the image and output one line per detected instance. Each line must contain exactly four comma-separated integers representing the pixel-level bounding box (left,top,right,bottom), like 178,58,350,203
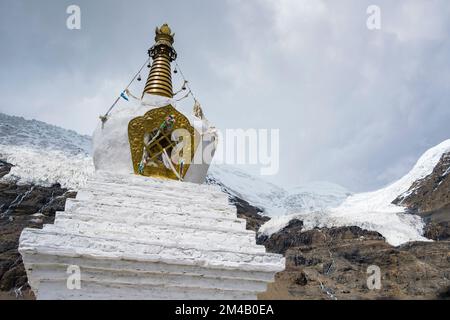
258,219,384,254
393,152,450,241
0,160,76,295
394,152,450,214
423,220,450,241
232,197,270,232
0,160,13,179
206,175,270,232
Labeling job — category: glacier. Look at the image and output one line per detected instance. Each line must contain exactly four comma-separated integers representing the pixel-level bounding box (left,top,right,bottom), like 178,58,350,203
260,140,450,246
208,166,352,217
0,113,94,189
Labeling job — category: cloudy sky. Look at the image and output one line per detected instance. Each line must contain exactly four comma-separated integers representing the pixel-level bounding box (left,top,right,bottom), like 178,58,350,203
1,0,449,192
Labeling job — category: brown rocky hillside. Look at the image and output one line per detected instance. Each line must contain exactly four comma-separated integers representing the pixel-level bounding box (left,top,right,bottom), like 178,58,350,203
0,160,76,299
393,152,450,241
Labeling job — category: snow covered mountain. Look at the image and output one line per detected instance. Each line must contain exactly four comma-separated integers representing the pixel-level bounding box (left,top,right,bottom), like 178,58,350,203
282,182,352,215
0,113,91,155
0,113,94,188
207,165,287,215
261,140,450,246
207,166,351,216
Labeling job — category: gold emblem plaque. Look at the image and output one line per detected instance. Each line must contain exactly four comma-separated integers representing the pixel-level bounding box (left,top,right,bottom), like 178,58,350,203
128,105,197,180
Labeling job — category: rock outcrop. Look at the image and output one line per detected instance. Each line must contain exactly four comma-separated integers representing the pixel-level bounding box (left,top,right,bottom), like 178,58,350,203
394,152,450,240
230,197,270,233
19,172,285,300
0,160,75,297
255,219,450,300
0,160,12,179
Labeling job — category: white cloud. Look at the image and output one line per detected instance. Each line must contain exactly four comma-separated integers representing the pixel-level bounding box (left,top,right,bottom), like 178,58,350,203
384,0,449,42
1,0,449,191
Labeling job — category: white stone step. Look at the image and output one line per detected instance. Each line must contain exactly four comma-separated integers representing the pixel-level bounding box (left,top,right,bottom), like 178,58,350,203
85,180,228,202
23,253,277,282
76,190,233,212
25,264,269,293
91,171,223,194
41,223,264,255
20,228,285,273
48,218,261,253
65,198,238,221
80,182,230,204
55,211,248,234
66,196,236,218
36,280,257,300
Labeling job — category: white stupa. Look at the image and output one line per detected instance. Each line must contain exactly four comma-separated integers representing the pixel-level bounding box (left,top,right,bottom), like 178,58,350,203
19,24,285,300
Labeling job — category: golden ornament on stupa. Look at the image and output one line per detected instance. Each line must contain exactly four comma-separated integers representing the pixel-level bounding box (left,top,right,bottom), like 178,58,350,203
142,23,177,98
128,24,201,181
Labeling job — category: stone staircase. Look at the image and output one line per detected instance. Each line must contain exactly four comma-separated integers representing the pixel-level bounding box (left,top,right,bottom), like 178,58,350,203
19,172,285,299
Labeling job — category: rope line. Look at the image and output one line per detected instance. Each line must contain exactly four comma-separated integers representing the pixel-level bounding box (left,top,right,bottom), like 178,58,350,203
174,61,198,102
100,57,151,124
100,58,200,126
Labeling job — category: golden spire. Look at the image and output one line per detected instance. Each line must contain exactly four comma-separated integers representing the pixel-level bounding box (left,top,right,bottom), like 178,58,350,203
142,23,177,98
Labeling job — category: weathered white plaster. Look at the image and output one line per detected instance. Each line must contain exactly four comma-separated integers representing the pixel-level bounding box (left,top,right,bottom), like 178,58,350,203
19,172,285,300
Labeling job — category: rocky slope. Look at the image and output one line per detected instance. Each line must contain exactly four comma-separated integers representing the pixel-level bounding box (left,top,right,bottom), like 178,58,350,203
231,192,450,300
394,152,450,241
256,219,449,300
0,160,75,299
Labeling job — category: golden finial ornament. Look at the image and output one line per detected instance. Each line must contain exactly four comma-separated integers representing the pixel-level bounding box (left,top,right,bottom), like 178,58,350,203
130,23,198,181
142,24,177,98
